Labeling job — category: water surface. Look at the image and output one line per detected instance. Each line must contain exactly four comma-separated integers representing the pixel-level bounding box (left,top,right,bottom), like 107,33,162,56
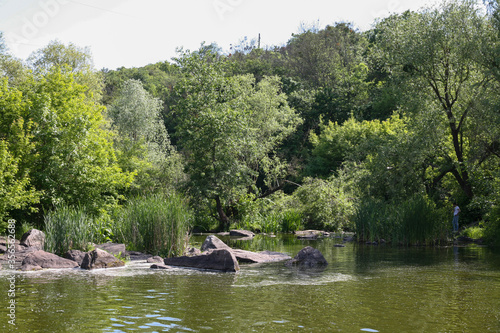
1,235,499,332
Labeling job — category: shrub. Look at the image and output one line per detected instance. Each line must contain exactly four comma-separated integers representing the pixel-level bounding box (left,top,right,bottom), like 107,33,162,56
293,177,355,231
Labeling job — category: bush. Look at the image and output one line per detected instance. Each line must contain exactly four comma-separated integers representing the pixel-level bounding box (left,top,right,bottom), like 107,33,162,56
293,177,354,231
115,192,192,257
484,204,500,246
235,193,303,234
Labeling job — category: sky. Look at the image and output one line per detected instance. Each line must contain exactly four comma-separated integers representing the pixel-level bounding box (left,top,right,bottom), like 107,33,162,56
0,0,442,70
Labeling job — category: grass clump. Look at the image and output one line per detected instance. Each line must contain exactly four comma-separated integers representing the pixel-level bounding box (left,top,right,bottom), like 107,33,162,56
115,192,192,257
44,205,96,255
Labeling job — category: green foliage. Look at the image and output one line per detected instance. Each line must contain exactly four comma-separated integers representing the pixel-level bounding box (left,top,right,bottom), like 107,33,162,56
373,1,497,200
0,79,40,230
27,68,134,215
293,177,355,231
108,79,184,193
461,226,485,240
173,49,301,226
114,192,192,257
27,40,104,102
235,193,303,234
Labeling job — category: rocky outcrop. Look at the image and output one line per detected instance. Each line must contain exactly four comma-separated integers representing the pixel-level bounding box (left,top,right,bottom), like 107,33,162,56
185,247,202,257
200,235,232,252
64,250,87,266
285,246,328,268
232,249,291,263
21,250,79,270
164,249,240,272
81,248,125,270
20,229,46,250
229,229,255,238
95,243,126,256
198,235,291,264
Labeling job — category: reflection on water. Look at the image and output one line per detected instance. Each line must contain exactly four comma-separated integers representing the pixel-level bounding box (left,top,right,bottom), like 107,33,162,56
1,235,499,332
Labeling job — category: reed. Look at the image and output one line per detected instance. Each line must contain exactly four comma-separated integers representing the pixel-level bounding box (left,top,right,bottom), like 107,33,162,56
44,205,95,255
354,194,445,245
116,192,192,257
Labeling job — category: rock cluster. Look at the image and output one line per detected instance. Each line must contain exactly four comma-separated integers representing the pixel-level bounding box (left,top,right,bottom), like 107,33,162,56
1,229,329,274
0,230,125,271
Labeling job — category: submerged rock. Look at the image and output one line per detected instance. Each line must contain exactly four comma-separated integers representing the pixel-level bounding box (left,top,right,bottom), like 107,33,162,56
164,249,240,272
285,246,328,268
295,230,329,240
150,263,172,269
21,250,79,270
81,248,125,270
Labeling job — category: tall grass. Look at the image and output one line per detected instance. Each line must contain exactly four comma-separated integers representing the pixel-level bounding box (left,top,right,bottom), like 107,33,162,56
115,192,192,257
354,194,447,245
44,205,95,255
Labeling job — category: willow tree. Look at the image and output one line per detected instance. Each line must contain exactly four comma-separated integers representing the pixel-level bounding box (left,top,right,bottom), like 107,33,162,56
173,49,302,228
108,79,183,193
374,0,497,200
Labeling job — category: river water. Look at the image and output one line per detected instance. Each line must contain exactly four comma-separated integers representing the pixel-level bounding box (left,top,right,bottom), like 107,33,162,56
1,234,499,332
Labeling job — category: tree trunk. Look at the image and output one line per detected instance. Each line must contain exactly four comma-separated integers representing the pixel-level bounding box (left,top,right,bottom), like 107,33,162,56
215,196,230,230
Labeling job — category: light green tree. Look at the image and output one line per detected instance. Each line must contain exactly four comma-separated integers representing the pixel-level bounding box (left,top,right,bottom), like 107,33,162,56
108,79,184,193
25,68,134,214
27,40,104,102
0,79,40,230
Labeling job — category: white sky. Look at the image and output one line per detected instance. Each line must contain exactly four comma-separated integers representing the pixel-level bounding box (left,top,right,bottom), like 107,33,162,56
0,0,441,70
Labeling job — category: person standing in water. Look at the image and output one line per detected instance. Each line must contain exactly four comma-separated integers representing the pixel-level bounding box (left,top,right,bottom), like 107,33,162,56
452,202,461,233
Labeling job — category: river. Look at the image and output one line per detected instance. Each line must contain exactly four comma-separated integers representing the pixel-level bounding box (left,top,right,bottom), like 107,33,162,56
1,234,499,332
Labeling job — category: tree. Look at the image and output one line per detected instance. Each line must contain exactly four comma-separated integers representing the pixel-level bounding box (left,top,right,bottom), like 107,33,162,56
27,40,104,102
108,79,183,193
374,0,497,200
0,79,40,230
24,68,134,216
173,50,302,228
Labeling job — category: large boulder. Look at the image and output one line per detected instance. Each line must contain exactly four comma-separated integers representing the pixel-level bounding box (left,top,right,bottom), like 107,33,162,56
81,248,125,270
21,250,79,270
164,249,239,272
232,249,291,263
20,229,45,250
200,235,232,252
285,246,328,268
229,229,255,238
198,235,291,264
95,243,126,256
64,250,87,266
